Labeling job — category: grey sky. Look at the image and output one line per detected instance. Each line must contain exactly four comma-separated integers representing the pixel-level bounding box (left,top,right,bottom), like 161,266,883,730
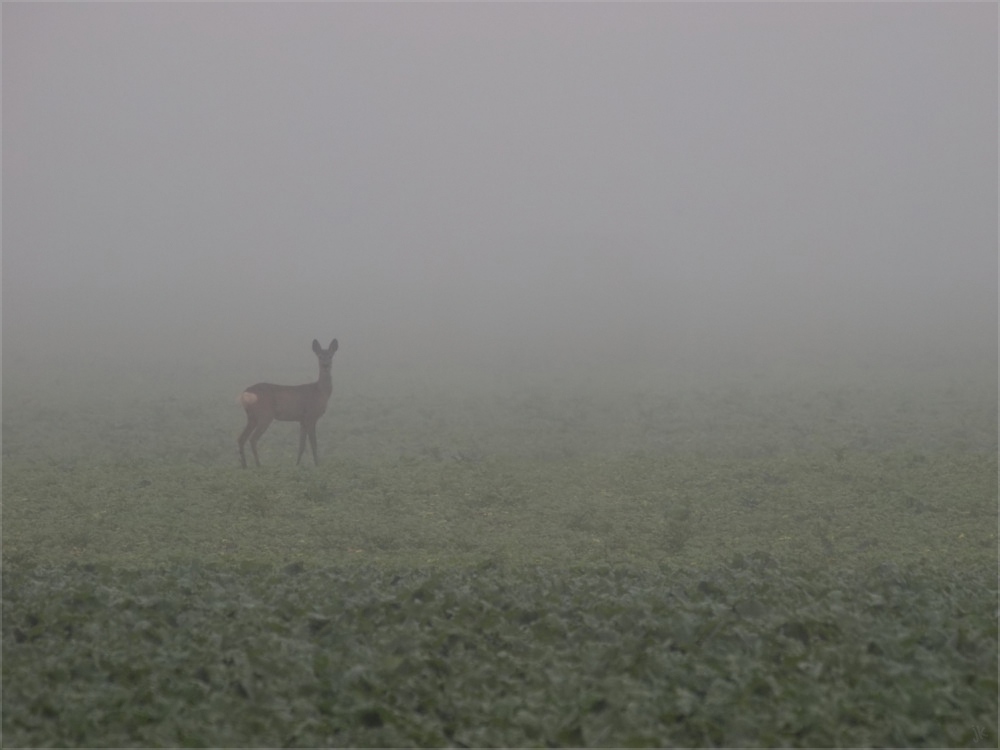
3,3,996,379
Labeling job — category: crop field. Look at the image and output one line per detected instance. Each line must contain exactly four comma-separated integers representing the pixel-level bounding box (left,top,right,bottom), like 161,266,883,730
2,360,998,747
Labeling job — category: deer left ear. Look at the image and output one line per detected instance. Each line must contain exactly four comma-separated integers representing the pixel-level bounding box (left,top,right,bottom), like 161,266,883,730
329,339,339,353
312,339,322,353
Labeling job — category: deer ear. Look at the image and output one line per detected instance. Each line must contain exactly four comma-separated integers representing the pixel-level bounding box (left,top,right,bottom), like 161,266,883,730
329,339,338,353
312,339,322,353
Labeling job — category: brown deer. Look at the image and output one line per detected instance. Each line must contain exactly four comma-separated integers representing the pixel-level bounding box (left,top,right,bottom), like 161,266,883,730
238,339,338,468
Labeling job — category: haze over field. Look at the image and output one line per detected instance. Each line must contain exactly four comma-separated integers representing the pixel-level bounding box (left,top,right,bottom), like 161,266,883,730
3,3,996,393
3,9,998,745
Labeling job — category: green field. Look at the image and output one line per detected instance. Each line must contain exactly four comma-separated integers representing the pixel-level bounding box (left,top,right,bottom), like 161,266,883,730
3,361,997,746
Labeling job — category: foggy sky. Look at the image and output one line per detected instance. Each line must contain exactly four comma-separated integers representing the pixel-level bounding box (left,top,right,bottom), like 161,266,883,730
3,4,997,383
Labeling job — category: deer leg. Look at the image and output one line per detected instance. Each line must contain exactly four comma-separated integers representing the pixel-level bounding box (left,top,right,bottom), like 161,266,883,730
238,416,258,469
296,423,309,466
307,423,319,466
248,418,273,467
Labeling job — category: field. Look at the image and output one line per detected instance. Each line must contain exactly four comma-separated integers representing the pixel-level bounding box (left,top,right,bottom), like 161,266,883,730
2,358,997,747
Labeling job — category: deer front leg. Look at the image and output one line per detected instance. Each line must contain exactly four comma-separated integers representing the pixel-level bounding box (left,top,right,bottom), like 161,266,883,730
307,423,319,466
297,423,309,466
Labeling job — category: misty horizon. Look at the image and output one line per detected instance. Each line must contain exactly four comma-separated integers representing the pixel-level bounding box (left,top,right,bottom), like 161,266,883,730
3,3,997,393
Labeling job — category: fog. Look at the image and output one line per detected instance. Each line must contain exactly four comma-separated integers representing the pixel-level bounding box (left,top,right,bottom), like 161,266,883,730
3,3,997,396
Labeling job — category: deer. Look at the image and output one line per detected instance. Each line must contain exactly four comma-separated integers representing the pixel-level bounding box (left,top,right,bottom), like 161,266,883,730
237,338,339,468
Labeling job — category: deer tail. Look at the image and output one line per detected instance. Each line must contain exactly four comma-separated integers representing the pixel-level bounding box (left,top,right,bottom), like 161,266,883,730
238,391,258,408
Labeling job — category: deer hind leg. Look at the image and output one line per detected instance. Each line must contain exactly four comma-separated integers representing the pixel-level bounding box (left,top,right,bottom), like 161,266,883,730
238,415,258,469
247,417,273,467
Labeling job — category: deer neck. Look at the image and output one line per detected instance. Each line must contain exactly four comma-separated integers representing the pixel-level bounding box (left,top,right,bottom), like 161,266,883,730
317,367,333,399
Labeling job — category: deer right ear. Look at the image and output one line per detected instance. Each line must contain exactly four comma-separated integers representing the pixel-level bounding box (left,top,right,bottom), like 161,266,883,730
312,339,322,353
329,339,338,353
